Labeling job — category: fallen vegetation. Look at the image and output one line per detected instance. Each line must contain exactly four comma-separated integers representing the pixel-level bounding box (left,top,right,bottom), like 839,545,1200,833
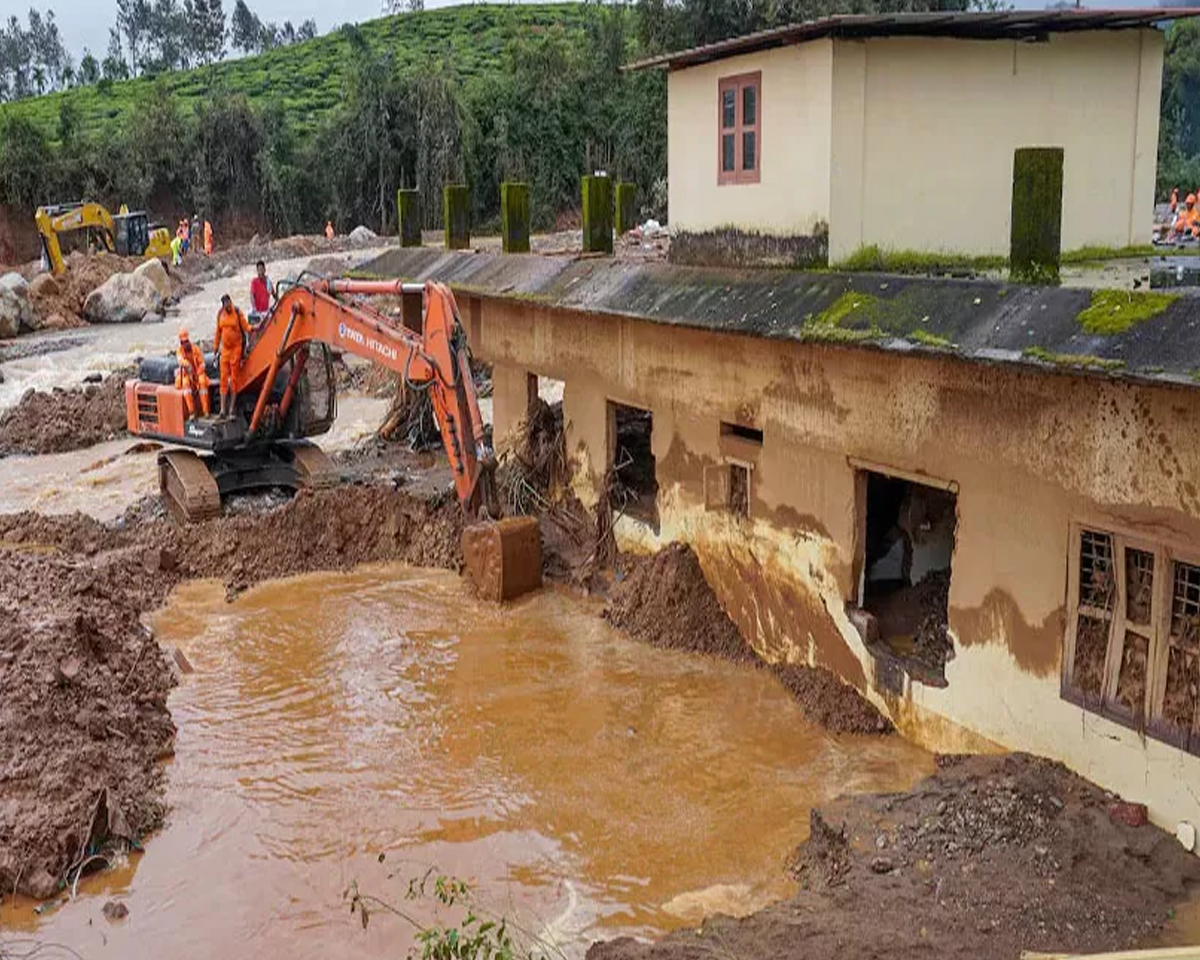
589,752,1200,960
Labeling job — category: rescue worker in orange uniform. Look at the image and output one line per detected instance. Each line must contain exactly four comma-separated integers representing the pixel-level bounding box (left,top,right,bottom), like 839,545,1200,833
325,220,335,241
215,293,252,420
204,220,214,256
175,328,211,419
1174,194,1200,240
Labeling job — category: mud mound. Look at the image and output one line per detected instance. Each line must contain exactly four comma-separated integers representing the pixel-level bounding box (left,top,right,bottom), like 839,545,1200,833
607,544,891,733
184,485,464,595
770,663,892,734
0,372,129,455
605,543,756,662
591,752,1200,960
0,546,177,900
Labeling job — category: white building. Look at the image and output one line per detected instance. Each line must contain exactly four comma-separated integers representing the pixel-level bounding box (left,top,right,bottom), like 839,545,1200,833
628,10,1196,266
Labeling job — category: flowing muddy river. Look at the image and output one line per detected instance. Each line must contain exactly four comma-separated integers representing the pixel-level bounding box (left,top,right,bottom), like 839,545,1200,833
2,565,932,958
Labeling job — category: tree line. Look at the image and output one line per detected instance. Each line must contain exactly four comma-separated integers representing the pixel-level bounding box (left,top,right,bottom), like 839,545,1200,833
0,0,316,99
3,0,1199,249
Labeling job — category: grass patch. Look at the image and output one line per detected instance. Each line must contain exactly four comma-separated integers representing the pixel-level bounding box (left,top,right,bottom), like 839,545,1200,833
801,290,882,342
1061,244,1159,265
1023,346,1125,371
1076,289,1178,335
908,328,955,348
834,244,1006,275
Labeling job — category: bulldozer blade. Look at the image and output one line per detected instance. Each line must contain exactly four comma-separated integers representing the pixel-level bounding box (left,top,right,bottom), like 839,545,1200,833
461,516,543,602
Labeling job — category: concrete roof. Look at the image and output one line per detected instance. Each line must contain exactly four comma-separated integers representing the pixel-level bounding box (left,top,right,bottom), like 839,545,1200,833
623,8,1200,71
357,247,1200,390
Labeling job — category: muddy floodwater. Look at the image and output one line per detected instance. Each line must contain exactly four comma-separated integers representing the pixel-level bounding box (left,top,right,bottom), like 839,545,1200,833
1,565,933,958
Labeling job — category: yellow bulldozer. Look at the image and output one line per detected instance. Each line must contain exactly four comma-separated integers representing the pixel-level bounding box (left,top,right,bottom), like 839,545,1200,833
35,202,173,275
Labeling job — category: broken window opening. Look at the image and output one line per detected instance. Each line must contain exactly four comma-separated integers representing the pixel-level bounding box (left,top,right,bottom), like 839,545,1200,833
608,401,658,529
856,470,958,686
720,421,764,446
729,463,750,518
1063,527,1200,754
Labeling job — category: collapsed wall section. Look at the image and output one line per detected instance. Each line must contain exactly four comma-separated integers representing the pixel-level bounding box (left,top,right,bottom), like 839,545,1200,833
475,291,1200,837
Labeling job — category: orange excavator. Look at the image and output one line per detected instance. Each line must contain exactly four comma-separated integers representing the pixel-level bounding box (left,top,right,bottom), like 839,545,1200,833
124,276,541,600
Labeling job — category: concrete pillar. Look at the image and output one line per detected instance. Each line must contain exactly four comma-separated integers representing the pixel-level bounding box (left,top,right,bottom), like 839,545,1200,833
491,362,533,455
501,182,531,254
397,188,422,248
614,182,638,236
443,184,470,250
582,174,613,255
1009,147,1063,285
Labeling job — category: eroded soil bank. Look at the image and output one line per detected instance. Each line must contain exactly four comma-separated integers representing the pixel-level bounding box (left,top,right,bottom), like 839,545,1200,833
0,372,128,455
589,752,1200,960
0,483,462,899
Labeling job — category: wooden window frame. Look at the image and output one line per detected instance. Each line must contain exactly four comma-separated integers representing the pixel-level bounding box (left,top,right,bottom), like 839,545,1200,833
718,71,761,186
1062,521,1200,754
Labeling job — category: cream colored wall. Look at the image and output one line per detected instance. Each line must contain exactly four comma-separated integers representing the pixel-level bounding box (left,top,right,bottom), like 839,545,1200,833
828,31,1165,261
477,296,1200,841
668,42,833,237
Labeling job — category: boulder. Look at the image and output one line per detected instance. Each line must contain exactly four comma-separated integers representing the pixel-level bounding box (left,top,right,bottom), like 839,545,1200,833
83,272,164,324
0,288,23,338
0,272,35,334
133,258,171,300
28,272,59,298
349,225,377,246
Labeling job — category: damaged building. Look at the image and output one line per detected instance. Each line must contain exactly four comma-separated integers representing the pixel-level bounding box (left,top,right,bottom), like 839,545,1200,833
365,245,1200,841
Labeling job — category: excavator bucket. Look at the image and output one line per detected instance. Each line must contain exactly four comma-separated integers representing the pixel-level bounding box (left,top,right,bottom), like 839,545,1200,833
461,517,543,602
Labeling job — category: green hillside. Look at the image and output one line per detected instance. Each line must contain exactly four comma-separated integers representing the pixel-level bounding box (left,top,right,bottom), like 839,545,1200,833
0,4,595,139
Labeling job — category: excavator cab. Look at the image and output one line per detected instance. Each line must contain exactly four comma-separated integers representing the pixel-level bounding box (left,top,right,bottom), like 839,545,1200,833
112,212,150,257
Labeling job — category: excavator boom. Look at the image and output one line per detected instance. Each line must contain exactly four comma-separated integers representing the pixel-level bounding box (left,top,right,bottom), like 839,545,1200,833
233,278,493,515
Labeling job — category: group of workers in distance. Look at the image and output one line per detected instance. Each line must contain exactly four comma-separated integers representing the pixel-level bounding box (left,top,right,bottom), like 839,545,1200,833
173,260,269,421
169,216,215,265
1167,188,1200,241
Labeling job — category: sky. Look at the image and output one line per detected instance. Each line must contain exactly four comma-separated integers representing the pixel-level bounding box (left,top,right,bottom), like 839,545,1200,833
30,0,1186,62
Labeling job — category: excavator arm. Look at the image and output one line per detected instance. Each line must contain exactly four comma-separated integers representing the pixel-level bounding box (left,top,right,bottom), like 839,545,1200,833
232,278,493,516
35,203,117,275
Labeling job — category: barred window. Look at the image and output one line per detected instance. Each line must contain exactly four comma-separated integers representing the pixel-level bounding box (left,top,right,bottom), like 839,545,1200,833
1063,526,1200,753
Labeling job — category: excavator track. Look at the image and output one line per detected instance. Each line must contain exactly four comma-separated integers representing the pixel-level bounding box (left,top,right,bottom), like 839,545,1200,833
287,441,336,490
159,449,222,524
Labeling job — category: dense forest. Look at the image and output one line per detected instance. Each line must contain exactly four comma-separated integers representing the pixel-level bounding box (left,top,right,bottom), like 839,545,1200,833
1,0,1199,243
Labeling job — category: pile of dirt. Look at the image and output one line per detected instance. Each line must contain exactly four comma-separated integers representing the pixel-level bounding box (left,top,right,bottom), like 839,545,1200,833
606,544,892,734
771,663,893,734
590,753,1200,960
0,482,464,899
912,568,953,667
605,544,757,662
179,234,366,282
0,372,130,455
0,541,179,900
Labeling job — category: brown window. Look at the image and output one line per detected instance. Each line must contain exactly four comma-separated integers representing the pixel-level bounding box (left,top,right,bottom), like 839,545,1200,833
718,72,761,185
1063,524,1200,753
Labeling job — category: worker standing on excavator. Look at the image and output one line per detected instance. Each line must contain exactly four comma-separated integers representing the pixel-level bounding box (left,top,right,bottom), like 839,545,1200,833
175,328,211,419
215,293,251,420
249,260,272,320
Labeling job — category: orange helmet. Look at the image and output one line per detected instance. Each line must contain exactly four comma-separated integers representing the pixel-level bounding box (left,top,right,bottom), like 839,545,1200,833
1189,194,1197,205
178,327,190,342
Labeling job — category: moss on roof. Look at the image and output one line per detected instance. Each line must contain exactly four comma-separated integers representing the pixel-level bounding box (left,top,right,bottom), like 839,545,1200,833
1076,289,1178,335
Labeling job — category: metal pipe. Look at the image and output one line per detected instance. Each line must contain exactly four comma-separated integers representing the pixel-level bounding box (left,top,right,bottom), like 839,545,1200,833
277,348,309,423
249,303,299,437
318,279,426,297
